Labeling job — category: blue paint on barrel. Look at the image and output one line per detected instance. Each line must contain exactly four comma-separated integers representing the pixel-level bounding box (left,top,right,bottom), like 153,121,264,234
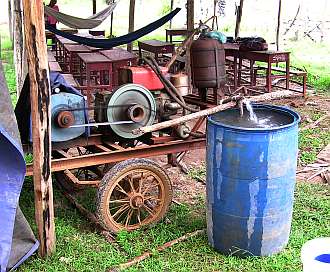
206,104,300,256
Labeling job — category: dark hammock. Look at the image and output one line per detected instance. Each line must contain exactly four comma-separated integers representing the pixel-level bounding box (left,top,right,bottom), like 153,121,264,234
46,8,181,49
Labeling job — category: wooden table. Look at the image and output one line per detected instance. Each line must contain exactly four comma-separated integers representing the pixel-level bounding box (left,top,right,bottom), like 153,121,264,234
165,28,190,43
63,44,91,73
55,35,77,66
100,48,138,88
224,43,240,89
224,44,290,92
238,50,290,92
47,50,56,62
77,52,113,103
138,40,175,62
49,61,62,72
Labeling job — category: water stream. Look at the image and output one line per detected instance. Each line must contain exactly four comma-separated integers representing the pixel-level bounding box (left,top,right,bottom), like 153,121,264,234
244,100,258,123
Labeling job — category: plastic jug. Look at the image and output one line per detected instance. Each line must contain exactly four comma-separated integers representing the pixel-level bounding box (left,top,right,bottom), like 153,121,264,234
301,237,330,272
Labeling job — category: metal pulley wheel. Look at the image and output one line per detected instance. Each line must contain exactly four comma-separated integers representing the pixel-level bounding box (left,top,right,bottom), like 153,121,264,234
96,158,172,233
51,93,86,142
106,84,156,139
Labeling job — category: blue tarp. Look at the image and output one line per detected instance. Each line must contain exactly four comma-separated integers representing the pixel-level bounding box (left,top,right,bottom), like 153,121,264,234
0,62,38,271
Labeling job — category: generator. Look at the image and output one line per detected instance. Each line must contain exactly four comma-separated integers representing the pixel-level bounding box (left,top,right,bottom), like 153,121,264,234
22,37,226,234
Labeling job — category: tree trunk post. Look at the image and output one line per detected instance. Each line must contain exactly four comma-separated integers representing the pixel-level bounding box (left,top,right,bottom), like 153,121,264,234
22,0,56,257
93,0,96,14
127,0,135,52
276,0,282,51
186,0,194,31
110,0,114,37
8,0,13,44
169,0,174,29
186,0,194,93
234,0,244,40
12,0,27,96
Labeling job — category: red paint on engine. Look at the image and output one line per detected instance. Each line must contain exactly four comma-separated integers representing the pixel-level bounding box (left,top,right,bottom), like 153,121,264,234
119,66,168,91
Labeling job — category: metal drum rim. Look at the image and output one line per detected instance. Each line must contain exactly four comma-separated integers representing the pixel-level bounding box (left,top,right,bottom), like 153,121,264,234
207,103,301,132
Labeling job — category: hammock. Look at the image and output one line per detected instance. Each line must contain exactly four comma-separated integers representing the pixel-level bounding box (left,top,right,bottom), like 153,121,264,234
46,8,181,49
44,1,118,29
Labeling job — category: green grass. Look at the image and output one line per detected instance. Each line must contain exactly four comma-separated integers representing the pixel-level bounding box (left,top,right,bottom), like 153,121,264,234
17,182,330,272
187,163,206,182
298,128,330,165
0,24,17,103
285,41,330,92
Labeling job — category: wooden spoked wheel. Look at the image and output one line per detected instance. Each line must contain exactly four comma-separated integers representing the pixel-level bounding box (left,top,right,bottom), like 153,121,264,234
96,158,172,233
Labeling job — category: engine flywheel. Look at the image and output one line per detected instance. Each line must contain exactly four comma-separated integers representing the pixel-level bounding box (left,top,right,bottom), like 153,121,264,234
106,84,156,139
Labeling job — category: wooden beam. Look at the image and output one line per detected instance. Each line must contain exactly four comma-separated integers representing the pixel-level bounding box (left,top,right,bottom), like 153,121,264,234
186,0,194,31
276,0,282,51
234,0,244,40
127,0,135,52
133,89,301,135
22,0,55,257
93,0,96,14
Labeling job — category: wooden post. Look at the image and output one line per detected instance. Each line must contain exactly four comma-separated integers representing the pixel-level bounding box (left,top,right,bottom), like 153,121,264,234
186,0,194,94
234,0,244,40
276,0,282,51
127,0,135,52
12,0,27,96
186,0,194,31
8,0,13,44
22,0,55,257
169,0,174,29
93,0,96,14
110,0,114,37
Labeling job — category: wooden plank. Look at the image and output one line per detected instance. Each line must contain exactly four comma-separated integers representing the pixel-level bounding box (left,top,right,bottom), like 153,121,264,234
22,0,55,257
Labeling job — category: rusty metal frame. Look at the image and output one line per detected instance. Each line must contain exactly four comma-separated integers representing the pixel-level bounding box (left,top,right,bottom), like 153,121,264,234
26,137,205,176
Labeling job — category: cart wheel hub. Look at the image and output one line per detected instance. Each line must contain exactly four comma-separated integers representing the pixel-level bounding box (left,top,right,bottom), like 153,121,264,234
130,194,144,209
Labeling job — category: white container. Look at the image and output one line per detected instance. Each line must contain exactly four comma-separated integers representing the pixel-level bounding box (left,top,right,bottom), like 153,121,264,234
301,237,330,272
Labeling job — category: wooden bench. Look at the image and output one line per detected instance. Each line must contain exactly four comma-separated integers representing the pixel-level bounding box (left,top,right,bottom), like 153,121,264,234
255,66,307,97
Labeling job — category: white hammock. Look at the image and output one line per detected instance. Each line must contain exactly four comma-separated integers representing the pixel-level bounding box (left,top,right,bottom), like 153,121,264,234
44,1,118,29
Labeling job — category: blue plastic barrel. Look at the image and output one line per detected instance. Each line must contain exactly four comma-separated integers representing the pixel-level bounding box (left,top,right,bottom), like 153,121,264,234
206,104,300,256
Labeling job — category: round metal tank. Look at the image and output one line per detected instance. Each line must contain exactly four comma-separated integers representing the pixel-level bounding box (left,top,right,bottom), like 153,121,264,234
206,104,300,256
190,38,226,89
